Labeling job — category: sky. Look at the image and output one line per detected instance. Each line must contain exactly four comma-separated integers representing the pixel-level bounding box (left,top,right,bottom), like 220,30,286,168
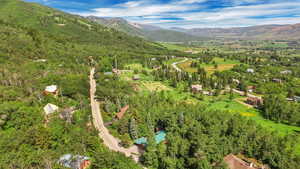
24,0,300,28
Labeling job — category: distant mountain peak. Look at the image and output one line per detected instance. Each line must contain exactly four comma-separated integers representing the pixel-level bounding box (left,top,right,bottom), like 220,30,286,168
86,16,200,42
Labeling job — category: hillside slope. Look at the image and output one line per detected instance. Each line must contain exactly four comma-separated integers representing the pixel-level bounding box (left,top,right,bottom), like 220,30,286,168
87,16,200,42
0,0,174,168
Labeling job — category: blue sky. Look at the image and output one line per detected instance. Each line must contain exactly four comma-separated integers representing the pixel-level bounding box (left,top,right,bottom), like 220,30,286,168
24,0,300,28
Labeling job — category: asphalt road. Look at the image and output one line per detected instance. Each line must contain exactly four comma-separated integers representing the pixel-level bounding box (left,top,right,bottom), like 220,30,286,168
89,68,141,162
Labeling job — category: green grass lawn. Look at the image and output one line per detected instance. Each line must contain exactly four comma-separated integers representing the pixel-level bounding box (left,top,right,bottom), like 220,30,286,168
203,95,300,133
178,57,240,74
159,42,189,51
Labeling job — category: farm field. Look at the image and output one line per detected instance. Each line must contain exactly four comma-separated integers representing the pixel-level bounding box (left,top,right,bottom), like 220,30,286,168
177,57,240,74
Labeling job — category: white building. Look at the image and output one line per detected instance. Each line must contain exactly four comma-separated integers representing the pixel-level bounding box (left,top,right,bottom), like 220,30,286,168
45,85,58,93
247,69,255,73
43,103,59,115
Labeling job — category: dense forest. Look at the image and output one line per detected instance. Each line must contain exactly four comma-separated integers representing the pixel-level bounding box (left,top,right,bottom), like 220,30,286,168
0,0,174,168
1,0,300,169
95,69,300,169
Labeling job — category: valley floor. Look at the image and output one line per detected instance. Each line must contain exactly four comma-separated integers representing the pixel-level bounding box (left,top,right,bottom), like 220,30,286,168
111,59,300,155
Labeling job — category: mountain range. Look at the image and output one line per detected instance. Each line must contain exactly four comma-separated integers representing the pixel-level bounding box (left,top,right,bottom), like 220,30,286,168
87,16,300,41
86,16,201,42
172,24,300,40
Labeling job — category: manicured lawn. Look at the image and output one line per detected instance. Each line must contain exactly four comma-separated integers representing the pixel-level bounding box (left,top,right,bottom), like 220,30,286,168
177,57,240,74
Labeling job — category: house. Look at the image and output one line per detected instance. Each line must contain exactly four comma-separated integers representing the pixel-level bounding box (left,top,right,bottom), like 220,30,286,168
134,131,166,145
202,91,212,96
191,84,203,93
224,154,262,169
247,69,255,73
43,103,59,115
58,154,91,169
246,97,263,107
294,96,300,102
247,86,255,93
116,105,129,120
104,72,113,76
44,85,58,95
280,70,292,74
272,78,282,83
133,75,140,80
232,79,240,84
34,59,47,62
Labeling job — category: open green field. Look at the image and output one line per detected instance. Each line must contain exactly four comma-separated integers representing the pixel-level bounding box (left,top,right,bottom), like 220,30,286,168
203,95,300,133
178,57,240,74
159,42,189,51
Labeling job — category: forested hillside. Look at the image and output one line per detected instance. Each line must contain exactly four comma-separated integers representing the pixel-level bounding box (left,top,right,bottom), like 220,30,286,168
1,0,300,169
0,0,173,168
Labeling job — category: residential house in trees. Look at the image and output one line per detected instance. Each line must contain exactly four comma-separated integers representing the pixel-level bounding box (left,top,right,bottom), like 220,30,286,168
272,78,282,83
43,103,59,116
280,70,292,74
116,105,129,120
191,84,203,93
294,96,300,102
247,68,255,73
44,85,58,96
133,75,140,80
246,97,263,107
247,86,255,93
58,154,91,169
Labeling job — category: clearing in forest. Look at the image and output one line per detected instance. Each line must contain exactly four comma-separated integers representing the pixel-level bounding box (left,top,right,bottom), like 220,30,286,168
140,81,171,92
178,57,240,74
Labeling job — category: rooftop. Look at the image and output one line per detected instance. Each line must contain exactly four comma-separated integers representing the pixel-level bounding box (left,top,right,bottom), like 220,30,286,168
58,154,90,169
45,85,58,93
134,131,166,145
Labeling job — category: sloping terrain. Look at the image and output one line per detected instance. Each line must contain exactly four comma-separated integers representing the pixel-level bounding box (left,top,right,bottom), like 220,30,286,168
0,0,173,168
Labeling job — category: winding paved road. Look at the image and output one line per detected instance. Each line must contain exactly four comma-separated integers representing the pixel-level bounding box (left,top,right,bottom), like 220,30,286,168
89,68,141,162
170,59,262,99
171,58,188,72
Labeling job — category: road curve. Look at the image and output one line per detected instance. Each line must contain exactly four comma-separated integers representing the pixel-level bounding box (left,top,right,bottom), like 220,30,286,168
170,59,261,99
89,68,141,162
171,58,188,72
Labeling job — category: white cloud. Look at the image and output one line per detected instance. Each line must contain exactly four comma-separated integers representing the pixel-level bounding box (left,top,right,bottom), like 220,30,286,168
75,0,300,28
175,0,208,4
78,0,202,17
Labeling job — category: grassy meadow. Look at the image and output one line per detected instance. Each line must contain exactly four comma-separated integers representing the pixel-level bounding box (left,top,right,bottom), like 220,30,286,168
177,57,240,74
